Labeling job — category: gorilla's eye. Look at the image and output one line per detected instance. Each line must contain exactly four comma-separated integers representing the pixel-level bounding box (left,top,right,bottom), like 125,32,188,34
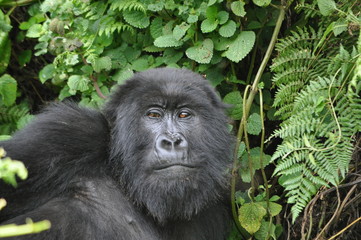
147,110,162,118
178,111,191,119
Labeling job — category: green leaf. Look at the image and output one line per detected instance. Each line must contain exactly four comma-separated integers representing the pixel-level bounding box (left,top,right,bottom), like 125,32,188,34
258,201,283,217
333,19,348,36
123,10,150,29
219,20,236,38
252,0,271,7
185,39,214,64
223,31,256,63
231,1,246,17
131,58,149,71
18,50,32,67
39,64,55,84
67,75,89,92
92,56,112,73
217,11,229,25
223,91,243,120
26,24,43,38
187,15,198,23
173,23,190,41
206,5,218,19
154,35,183,48
201,18,218,33
247,113,262,135
150,17,163,39
239,202,267,234
0,74,17,106
317,0,337,16
112,67,134,84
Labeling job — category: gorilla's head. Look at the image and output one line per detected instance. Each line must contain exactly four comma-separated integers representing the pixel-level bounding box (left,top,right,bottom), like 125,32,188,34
104,68,233,223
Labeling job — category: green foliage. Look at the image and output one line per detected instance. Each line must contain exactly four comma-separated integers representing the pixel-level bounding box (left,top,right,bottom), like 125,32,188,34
270,1,360,221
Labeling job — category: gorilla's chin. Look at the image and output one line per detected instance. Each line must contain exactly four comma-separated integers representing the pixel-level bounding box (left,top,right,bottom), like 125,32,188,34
124,167,223,224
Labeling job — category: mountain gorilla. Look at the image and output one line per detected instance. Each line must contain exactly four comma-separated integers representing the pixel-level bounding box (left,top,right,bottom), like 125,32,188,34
0,68,233,239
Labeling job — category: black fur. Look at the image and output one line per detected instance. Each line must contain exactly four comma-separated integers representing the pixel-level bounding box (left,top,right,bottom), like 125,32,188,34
0,68,233,239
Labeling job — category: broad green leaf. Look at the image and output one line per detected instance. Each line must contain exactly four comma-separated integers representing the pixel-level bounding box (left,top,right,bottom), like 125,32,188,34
131,58,149,71
112,67,133,84
154,35,183,48
0,74,17,106
239,202,267,234
92,56,112,73
39,64,55,83
219,20,236,38
17,50,32,67
252,0,271,7
333,19,348,36
123,10,150,29
217,11,229,25
187,15,198,23
254,220,277,240
201,18,218,33
173,23,190,41
247,113,262,135
231,1,246,17
223,31,255,63
186,39,214,64
317,0,337,16
258,201,283,217
26,24,43,38
223,91,243,120
67,75,89,92
206,5,218,19
150,17,163,39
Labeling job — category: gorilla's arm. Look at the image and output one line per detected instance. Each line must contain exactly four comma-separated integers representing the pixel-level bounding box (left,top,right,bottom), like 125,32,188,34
0,102,110,222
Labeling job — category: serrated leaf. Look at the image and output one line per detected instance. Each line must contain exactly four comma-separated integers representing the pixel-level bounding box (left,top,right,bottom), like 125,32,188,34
223,31,255,63
219,20,236,38
0,74,17,106
67,75,89,92
123,10,150,29
252,0,271,7
112,67,134,84
247,112,262,135
154,35,183,48
333,19,348,36
217,11,229,25
92,56,112,73
223,91,243,120
231,1,246,17
239,202,267,234
258,201,283,217
131,58,149,71
317,0,337,16
206,5,218,19
201,18,218,33
150,17,163,39
39,64,55,83
185,39,214,64
26,24,43,38
173,23,190,41
187,15,198,23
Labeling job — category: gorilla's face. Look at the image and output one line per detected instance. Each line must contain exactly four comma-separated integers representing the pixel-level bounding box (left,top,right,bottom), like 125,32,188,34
104,68,233,223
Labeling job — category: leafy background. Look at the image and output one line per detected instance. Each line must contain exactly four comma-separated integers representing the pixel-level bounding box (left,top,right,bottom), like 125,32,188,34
0,0,360,239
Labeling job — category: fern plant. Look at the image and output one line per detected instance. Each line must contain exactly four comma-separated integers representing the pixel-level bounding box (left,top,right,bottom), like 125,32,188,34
270,24,361,222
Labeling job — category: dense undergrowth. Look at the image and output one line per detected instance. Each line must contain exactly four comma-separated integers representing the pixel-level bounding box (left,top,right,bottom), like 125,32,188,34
0,0,360,239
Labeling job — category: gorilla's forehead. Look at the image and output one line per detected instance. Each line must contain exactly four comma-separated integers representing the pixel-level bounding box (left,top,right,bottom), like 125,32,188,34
132,68,213,108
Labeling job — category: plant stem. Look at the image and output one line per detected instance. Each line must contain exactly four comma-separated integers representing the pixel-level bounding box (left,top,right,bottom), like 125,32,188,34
230,5,286,234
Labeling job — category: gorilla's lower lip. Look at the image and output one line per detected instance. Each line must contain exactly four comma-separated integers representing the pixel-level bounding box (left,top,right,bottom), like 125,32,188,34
154,163,198,171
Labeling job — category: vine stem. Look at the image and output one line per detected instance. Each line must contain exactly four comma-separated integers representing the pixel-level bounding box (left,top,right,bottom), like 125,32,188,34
230,5,286,235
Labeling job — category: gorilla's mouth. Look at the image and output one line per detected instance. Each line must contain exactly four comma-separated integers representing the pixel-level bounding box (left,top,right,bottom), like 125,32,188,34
153,163,199,171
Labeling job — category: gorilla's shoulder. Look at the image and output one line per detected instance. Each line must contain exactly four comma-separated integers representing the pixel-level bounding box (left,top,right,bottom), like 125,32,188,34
1,102,110,163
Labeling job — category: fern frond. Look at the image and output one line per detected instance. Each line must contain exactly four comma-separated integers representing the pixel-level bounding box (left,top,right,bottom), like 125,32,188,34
109,0,146,12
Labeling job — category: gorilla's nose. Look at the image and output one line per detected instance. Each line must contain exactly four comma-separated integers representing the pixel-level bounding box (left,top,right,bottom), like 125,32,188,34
156,133,188,160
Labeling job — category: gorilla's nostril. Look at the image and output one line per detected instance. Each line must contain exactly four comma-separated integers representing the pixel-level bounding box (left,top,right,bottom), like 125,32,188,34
174,138,182,146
